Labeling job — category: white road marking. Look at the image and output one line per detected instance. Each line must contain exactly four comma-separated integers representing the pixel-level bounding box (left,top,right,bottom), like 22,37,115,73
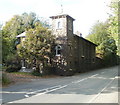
72,78,87,83
8,101,13,103
24,95,29,98
2,91,27,94
34,85,68,96
25,85,67,97
90,74,98,78
8,85,68,103
115,76,120,79
89,76,115,103
72,74,98,84
26,85,61,95
2,85,62,95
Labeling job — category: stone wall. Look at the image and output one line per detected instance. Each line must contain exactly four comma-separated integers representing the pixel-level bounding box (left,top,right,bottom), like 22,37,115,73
73,35,97,73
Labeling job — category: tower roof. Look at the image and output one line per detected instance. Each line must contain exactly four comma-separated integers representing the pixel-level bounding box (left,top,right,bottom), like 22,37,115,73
50,14,75,21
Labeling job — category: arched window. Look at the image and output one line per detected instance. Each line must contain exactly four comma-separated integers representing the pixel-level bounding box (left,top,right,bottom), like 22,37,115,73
55,45,62,56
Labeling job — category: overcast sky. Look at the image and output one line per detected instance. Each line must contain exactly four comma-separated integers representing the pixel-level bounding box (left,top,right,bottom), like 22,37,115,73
0,0,111,37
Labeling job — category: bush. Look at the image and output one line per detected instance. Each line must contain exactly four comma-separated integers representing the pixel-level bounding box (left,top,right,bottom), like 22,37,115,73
31,66,55,76
31,71,42,76
6,65,21,73
103,53,118,66
3,54,22,72
43,66,55,75
2,73,11,85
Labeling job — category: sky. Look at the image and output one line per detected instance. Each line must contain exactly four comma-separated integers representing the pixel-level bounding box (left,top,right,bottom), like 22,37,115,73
0,0,112,37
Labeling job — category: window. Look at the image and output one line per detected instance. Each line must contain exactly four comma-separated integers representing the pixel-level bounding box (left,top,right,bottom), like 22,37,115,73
58,21,60,29
57,49,61,55
92,58,95,63
56,20,62,29
55,45,62,56
69,46,72,50
68,19,72,30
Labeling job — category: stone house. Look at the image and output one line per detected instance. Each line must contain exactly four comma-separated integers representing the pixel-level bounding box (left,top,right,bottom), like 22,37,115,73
50,14,98,75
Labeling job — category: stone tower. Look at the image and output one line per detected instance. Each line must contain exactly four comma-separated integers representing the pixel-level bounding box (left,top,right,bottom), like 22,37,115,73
50,14,74,38
50,14,75,75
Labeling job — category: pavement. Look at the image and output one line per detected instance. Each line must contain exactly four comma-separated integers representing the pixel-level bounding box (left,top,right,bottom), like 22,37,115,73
1,66,119,104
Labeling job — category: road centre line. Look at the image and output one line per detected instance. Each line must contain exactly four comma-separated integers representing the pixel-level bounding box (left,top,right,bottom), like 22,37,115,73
34,85,68,96
25,85,67,97
24,95,29,98
90,74,99,78
72,78,87,83
72,74,99,84
27,85,61,95
2,85,61,94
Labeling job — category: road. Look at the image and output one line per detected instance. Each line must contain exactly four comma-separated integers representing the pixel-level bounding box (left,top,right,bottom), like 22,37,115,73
2,66,119,104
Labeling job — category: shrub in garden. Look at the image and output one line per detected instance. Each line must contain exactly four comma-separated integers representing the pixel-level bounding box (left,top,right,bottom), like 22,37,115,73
2,73,11,85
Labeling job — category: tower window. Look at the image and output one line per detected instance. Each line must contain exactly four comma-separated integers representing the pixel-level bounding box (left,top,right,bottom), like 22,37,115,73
55,45,62,56
58,21,60,29
56,20,62,29
68,19,72,30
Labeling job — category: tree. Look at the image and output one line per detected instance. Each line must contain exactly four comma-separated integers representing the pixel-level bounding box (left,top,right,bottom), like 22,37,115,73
2,12,42,38
108,1,119,55
17,24,55,73
100,37,117,65
86,21,110,58
2,15,23,38
2,12,49,66
86,20,117,66
86,0,119,58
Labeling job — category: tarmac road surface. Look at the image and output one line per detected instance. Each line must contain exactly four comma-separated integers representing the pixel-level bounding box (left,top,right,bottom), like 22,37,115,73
2,66,119,104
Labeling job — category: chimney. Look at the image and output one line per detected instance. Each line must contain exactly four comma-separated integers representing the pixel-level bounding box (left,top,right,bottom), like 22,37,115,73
80,33,82,37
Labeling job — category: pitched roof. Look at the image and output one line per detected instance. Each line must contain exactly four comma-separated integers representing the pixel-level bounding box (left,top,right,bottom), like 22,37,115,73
16,32,26,38
74,34,97,46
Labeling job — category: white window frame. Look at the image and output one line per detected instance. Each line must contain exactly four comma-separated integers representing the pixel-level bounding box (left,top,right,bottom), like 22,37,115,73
58,21,60,29
55,45,62,56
